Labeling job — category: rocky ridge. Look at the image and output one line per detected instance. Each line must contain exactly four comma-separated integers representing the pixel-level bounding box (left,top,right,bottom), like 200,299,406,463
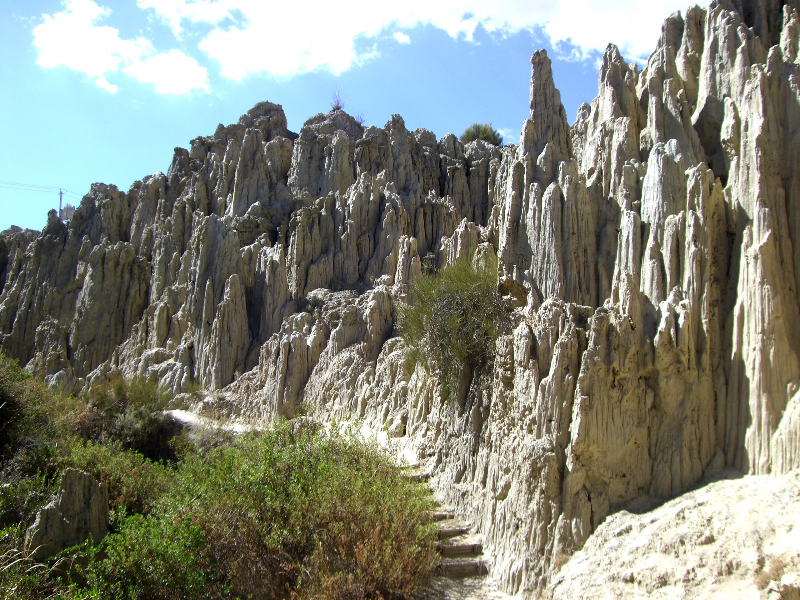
3,0,800,596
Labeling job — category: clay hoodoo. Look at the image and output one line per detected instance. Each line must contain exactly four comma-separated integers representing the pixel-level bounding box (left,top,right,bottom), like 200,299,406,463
2,0,800,596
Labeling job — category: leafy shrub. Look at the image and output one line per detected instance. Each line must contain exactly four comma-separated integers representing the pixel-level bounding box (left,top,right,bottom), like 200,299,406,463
89,514,225,600
86,424,437,600
160,423,438,600
58,439,171,516
0,354,55,464
0,525,61,600
75,375,180,462
0,352,437,600
398,255,510,400
460,123,503,146
0,473,52,529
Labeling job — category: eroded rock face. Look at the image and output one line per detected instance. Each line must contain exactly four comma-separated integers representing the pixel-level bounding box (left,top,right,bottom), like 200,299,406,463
548,470,800,599
25,469,109,561
3,0,800,595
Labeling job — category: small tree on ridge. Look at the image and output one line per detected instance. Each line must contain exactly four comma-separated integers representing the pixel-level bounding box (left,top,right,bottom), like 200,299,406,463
460,123,502,146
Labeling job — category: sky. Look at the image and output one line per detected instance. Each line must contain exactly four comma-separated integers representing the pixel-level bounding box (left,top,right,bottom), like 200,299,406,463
0,0,699,232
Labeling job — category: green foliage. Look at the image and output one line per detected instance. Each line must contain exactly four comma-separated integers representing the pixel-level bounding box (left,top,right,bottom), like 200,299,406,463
156,423,438,600
0,352,438,600
0,473,52,529
459,123,503,146
74,374,181,462
74,423,436,600
0,525,64,600
59,440,171,516
0,353,55,463
89,514,225,600
398,255,510,400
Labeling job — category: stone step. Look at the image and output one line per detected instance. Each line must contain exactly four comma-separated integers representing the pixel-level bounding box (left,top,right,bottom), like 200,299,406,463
436,557,489,578
438,533,483,558
404,469,431,483
437,518,471,540
428,506,455,522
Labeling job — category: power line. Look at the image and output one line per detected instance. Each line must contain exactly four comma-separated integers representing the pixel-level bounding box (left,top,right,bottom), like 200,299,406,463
0,181,82,200
0,182,82,197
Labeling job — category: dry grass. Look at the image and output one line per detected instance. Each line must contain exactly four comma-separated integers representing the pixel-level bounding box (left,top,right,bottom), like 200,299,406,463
756,555,789,589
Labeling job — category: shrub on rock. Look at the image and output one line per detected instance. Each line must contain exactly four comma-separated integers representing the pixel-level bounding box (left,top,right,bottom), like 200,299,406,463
459,123,503,146
398,255,510,400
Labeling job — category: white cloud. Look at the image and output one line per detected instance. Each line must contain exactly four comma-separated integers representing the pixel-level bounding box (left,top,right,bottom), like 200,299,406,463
139,0,693,80
542,0,691,66
37,0,697,89
94,75,119,92
34,0,209,94
496,127,517,143
136,0,230,37
123,49,210,94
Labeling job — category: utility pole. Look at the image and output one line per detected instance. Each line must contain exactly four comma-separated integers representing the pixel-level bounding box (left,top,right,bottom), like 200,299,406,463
59,189,63,216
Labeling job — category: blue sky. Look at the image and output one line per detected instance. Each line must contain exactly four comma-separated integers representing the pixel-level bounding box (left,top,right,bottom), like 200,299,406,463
1,0,695,232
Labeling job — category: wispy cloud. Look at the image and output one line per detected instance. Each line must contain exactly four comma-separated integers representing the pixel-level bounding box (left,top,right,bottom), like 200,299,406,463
34,0,209,94
136,0,230,38
496,128,517,144
35,0,694,90
541,0,688,66
138,0,690,79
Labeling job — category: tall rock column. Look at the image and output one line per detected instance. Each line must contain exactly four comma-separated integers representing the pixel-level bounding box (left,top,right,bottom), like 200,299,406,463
493,50,596,308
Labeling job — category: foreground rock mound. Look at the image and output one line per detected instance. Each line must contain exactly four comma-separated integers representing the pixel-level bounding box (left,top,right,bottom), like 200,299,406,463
3,0,800,595
25,469,109,561
549,471,800,599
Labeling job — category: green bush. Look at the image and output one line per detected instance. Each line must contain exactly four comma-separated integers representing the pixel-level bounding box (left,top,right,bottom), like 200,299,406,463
75,375,181,463
398,255,510,400
160,423,438,600
0,354,55,464
59,440,171,516
0,472,52,529
0,525,64,600
460,123,503,146
0,352,437,600
88,514,225,600
76,423,435,600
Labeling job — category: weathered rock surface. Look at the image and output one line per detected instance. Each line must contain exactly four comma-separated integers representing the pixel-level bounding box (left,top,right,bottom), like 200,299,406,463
0,226,38,297
25,469,109,561
548,470,800,599
3,0,800,596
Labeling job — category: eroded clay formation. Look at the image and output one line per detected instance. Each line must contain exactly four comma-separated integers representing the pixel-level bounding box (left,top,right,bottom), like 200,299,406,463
2,0,800,595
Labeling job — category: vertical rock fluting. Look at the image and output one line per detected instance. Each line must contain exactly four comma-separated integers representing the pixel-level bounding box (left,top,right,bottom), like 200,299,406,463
1,0,800,596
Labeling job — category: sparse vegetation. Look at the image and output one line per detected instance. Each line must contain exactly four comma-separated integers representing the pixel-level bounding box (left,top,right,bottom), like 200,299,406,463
756,555,789,590
398,254,510,400
460,123,503,146
331,87,345,111
0,352,438,599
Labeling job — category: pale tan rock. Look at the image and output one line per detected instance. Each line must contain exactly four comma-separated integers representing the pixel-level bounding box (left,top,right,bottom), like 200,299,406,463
548,471,800,600
25,469,109,562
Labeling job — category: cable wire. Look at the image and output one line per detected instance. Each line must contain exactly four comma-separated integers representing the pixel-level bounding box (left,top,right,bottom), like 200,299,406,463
0,181,83,199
